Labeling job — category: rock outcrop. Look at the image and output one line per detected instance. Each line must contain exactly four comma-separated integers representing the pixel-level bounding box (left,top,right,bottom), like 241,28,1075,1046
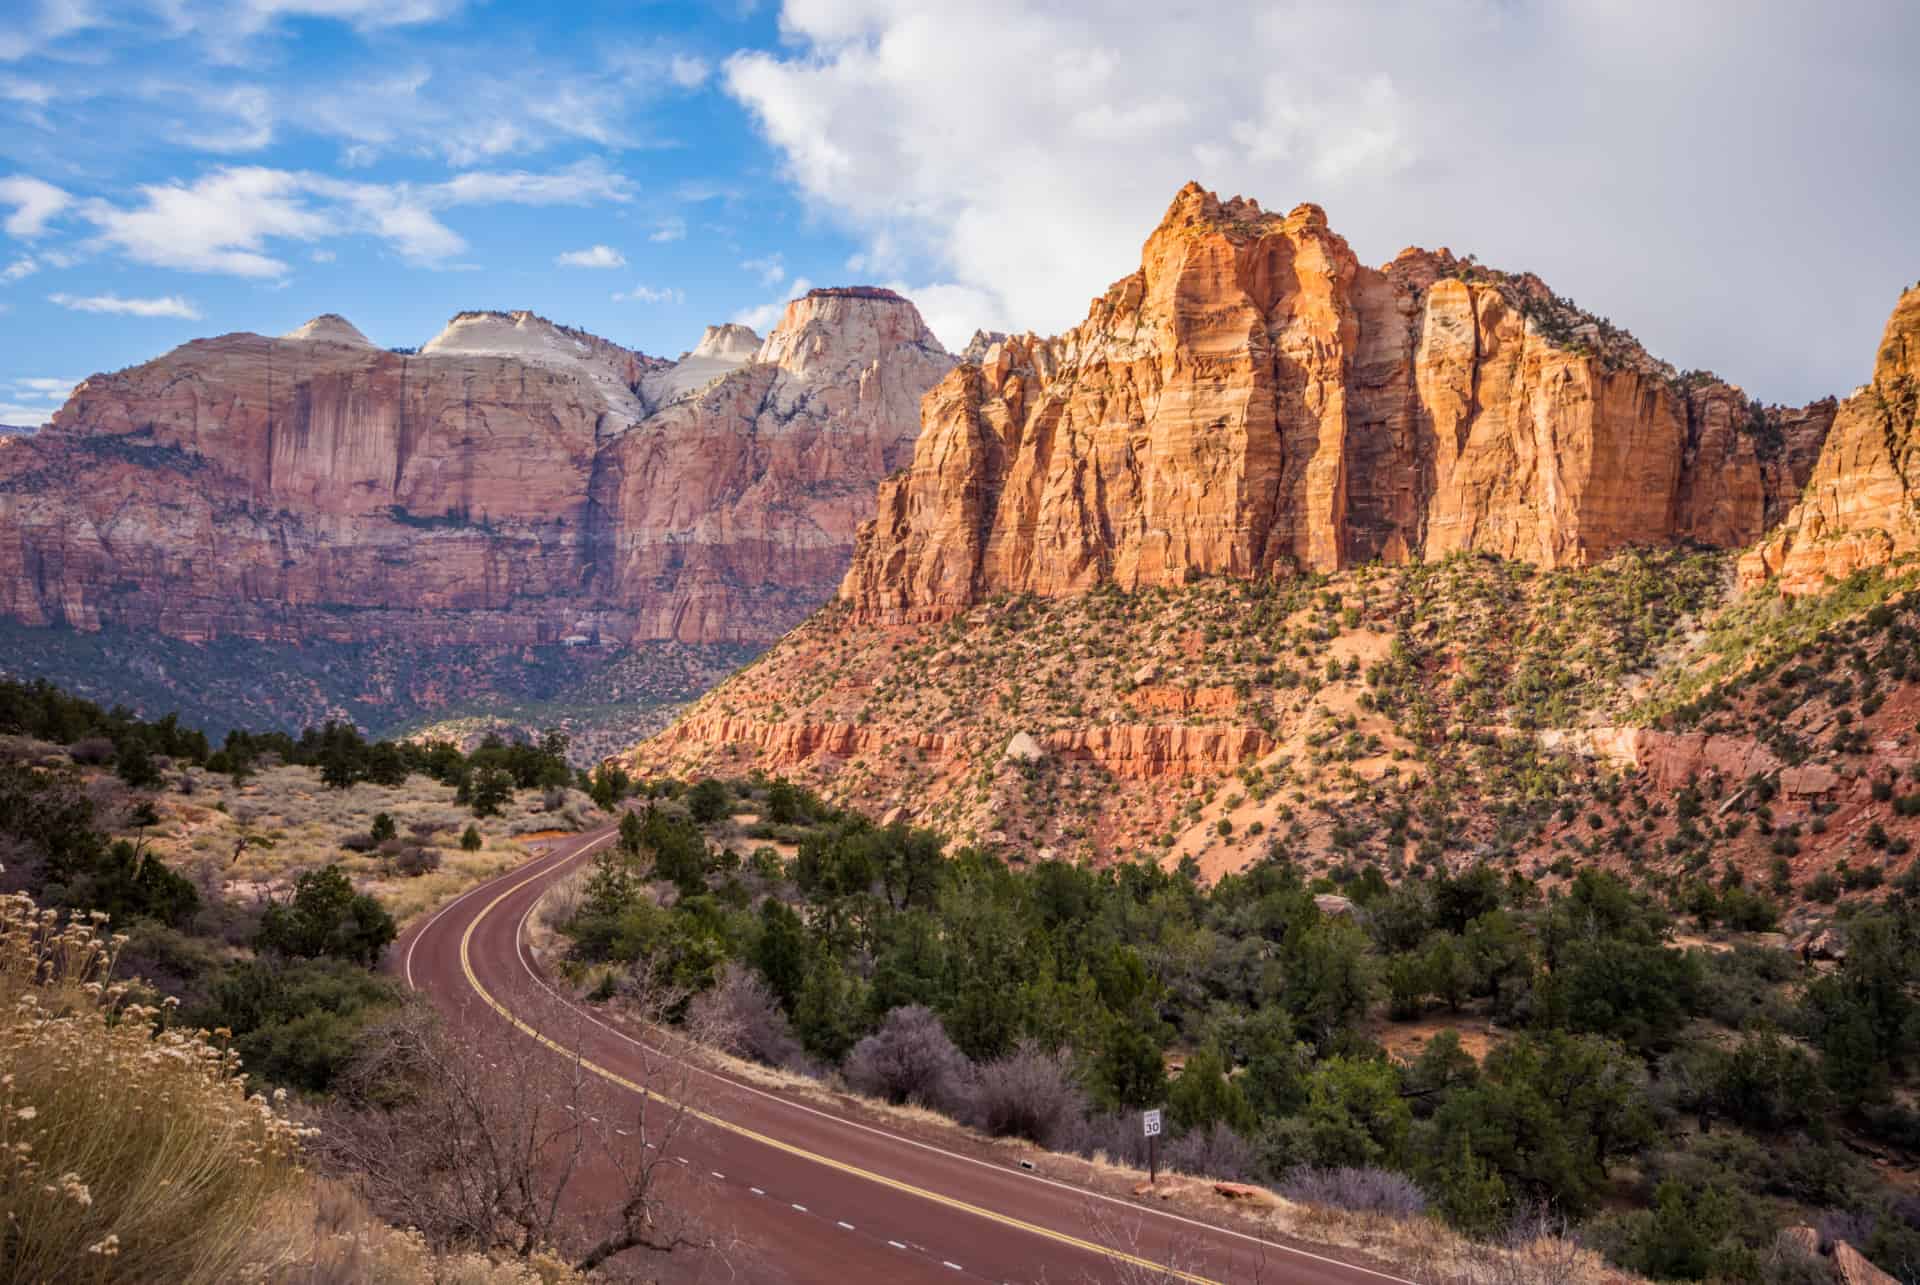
1740,285,1920,593
842,183,1831,621
0,294,952,648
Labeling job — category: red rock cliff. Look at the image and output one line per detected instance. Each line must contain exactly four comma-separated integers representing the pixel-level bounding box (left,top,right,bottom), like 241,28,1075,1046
0,297,952,646
1739,285,1920,593
842,184,1830,620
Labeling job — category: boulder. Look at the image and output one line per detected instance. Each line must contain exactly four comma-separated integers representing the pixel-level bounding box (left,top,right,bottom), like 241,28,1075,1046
1004,732,1047,763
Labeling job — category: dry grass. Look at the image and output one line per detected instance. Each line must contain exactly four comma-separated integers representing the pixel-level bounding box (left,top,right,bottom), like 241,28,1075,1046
0,884,587,1283
254,1177,581,1284
134,765,606,925
0,887,307,1283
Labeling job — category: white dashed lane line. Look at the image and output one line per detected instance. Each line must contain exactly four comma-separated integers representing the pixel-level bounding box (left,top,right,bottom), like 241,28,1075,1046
679,1157,992,1279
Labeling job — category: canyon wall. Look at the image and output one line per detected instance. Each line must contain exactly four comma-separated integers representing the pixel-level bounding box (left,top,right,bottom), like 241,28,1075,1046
842,183,1832,621
0,294,952,647
1739,284,1920,594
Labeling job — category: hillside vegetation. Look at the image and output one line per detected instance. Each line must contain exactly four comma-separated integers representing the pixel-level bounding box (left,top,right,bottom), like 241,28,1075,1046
544,772,1920,1282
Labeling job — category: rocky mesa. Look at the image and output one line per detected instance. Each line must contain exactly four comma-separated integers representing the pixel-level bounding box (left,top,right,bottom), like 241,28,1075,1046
0,291,952,650
842,183,1831,622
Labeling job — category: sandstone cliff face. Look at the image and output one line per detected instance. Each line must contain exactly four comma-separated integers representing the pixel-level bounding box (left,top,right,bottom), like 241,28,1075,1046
590,288,955,642
1739,285,1920,593
842,184,1828,620
0,295,951,647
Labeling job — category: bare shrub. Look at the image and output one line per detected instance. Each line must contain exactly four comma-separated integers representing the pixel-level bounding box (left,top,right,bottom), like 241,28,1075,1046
965,1041,1085,1147
687,963,809,1072
68,736,115,765
316,975,722,1276
391,846,442,878
1161,1121,1255,1181
1279,1165,1428,1219
843,1004,973,1112
1060,1110,1150,1168
1439,1206,1609,1285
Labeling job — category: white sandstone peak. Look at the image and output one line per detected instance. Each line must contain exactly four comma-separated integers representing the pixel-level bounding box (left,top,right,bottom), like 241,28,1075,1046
690,323,761,363
281,314,373,347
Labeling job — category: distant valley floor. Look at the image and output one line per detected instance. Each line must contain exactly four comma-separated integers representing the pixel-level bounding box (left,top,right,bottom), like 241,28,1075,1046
0,618,757,760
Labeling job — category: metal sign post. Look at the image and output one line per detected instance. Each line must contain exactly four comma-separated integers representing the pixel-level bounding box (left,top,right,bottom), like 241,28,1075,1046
1143,1108,1162,1185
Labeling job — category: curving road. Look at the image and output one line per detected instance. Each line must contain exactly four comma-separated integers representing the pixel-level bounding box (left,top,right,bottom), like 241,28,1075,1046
399,824,1419,1285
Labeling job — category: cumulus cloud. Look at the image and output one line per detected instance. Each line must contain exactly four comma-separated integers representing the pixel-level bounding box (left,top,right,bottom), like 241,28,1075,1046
50,292,202,319
82,167,332,276
1,257,35,282
613,283,684,305
0,175,71,238
556,244,626,269
727,0,1920,402
649,216,686,243
77,160,635,276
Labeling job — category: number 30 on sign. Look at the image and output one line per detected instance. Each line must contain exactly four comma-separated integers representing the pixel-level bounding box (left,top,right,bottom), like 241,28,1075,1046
1142,1109,1162,1138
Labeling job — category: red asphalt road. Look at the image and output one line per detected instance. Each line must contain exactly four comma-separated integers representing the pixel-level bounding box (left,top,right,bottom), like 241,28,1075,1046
399,825,1418,1285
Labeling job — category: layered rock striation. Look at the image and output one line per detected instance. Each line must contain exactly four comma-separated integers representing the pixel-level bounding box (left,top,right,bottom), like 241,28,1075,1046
0,294,952,647
1740,285,1920,593
843,183,1831,621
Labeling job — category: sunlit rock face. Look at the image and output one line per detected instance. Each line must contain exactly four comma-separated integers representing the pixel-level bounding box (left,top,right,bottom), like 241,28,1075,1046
0,295,951,646
843,182,1831,622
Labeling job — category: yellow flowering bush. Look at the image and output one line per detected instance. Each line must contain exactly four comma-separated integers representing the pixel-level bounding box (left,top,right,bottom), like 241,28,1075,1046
0,887,309,1283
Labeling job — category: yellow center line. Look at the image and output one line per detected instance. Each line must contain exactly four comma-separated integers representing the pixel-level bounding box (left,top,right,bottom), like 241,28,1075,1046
457,868,1230,1285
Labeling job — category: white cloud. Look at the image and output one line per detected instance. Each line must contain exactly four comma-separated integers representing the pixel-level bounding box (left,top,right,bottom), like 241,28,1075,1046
731,276,810,332
727,1,1920,401
12,376,78,395
2,374,80,422
649,216,686,243
50,292,202,319
174,84,275,152
436,159,634,207
740,252,785,287
0,0,101,63
82,167,330,276
556,244,626,269
310,248,335,262
669,54,711,89
162,0,466,43
613,283,684,305
1,257,35,282
299,66,646,167
77,160,636,276
0,175,71,238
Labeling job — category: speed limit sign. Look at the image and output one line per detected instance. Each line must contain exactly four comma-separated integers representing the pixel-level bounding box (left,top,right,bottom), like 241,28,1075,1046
1142,1108,1162,1138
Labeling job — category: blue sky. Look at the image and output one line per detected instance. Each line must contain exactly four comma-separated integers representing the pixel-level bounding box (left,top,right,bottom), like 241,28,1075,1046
3,1,1917,425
